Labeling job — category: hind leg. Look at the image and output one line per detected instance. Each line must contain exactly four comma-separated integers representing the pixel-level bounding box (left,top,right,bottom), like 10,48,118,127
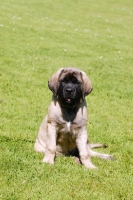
87,144,114,160
34,138,46,153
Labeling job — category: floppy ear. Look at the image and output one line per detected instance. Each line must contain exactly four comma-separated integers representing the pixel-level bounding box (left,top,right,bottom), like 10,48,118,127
48,68,64,96
80,71,93,98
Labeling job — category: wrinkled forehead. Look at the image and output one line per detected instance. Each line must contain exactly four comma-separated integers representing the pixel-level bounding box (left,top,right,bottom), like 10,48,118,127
59,68,82,82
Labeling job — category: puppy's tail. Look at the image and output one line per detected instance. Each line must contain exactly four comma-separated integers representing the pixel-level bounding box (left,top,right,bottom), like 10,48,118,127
90,143,107,149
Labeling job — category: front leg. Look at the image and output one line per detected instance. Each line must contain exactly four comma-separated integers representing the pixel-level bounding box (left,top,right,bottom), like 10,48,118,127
42,121,57,164
76,127,97,169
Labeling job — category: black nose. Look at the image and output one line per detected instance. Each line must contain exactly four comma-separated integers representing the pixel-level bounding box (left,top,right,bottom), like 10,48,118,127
66,88,73,93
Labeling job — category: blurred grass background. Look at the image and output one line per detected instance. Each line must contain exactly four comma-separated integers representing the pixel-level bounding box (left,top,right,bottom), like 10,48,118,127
0,0,133,199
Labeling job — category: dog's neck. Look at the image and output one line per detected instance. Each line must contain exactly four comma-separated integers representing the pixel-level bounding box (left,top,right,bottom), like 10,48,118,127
52,95,86,122
61,106,79,122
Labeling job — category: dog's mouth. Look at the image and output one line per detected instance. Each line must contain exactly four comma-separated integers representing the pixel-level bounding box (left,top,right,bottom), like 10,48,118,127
65,98,72,103
59,96,81,107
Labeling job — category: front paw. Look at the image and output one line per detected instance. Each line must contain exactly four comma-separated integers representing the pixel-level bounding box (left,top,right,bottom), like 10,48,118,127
81,158,97,169
85,162,97,169
42,156,54,165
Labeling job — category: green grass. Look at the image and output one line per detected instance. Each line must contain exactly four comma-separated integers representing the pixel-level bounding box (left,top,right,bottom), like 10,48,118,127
0,0,133,199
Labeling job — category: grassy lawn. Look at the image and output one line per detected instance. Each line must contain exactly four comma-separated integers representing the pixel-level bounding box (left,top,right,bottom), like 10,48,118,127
0,0,133,199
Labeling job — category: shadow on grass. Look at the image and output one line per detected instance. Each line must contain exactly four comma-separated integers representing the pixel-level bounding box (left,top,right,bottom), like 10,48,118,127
0,135,34,144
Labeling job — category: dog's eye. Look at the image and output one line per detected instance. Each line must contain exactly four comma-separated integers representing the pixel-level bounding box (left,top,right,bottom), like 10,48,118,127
60,78,81,84
72,79,81,84
60,80,66,85
61,78,68,83
61,80,65,83
75,79,80,84
71,77,81,84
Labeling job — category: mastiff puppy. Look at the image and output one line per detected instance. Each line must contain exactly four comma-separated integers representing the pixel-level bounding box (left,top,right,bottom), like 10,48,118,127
34,67,113,169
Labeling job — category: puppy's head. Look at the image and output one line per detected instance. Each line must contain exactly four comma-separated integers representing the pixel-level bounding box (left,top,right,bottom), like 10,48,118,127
48,67,93,107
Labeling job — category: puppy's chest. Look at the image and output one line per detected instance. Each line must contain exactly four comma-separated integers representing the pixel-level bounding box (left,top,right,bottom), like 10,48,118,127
66,121,72,132
57,121,77,144
59,121,78,134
